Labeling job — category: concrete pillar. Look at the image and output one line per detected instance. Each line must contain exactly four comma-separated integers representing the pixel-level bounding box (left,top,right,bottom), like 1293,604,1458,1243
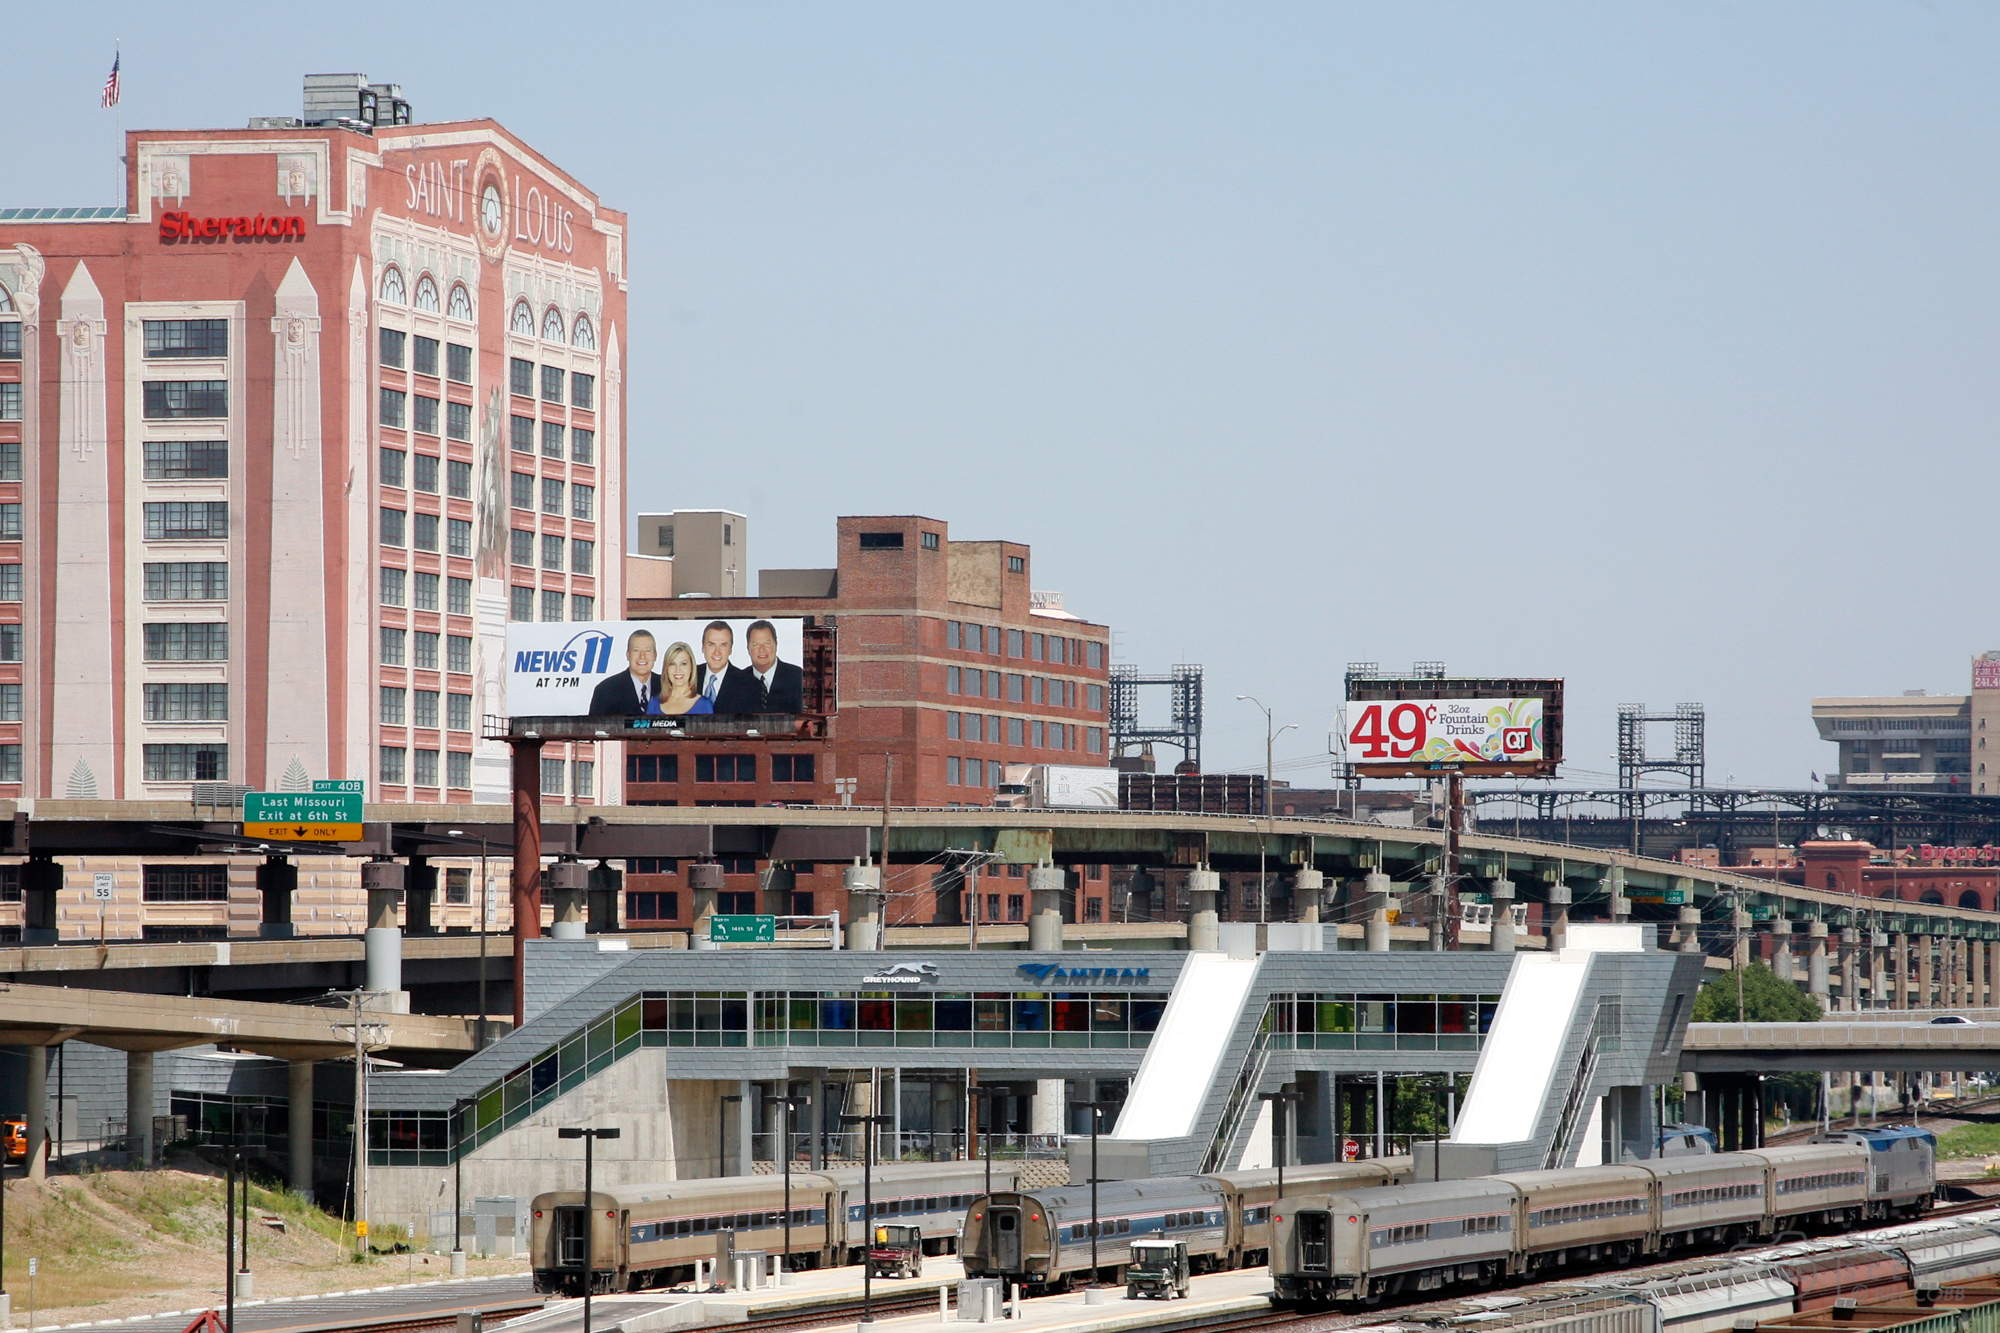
588,860,621,934
1363,869,1394,952
1807,920,1830,1009
22,857,61,946
126,1049,155,1169
1187,867,1221,952
808,1072,825,1170
1732,908,1752,969
1838,929,1859,1011
405,856,437,937
1550,882,1573,952
1295,867,1325,924
284,1058,316,1198
844,864,882,951
1426,873,1449,952
1028,866,1065,951
1031,1078,1065,1138
1973,937,1987,1009
361,860,406,1002
1489,879,1516,954
1990,940,2000,1009
761,864,797,919
256,857,298,940
547,860,588,940
689,862,724,950
25,1043,48,1180
1605,867,1629,922
1679,906,1704,954
1919,935,1935,1010
732,1080,754,1175
1893,933,1909,1009
1770,919,1794,981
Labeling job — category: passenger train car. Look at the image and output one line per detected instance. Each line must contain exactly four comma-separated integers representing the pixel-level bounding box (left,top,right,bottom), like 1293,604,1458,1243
1270,1127,1936,1308
531,1159,1025,1294
960,1158,1414,1292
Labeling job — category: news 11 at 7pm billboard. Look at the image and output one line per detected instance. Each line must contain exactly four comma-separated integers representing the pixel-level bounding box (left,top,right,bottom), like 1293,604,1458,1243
507,618,808,719
1344,677,1564,778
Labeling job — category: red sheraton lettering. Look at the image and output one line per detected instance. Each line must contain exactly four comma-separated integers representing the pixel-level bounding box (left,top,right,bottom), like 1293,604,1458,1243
158,211,307,241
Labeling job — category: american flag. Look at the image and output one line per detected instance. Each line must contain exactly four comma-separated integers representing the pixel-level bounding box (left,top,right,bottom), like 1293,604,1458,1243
100,53,120,109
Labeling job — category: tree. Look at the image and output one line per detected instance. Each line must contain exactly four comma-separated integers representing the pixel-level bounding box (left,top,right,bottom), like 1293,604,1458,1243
1691,961,1821,1023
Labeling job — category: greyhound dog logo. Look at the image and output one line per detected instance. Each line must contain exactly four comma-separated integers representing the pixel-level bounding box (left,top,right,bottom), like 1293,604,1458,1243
863,961,940,985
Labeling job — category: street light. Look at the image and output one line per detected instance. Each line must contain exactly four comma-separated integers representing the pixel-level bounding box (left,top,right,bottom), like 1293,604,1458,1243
840,1112,895,1323
1072,1099,1113,1287
1258,1086,1302,1201
556,1126,621,1333
762,1093,806,1272
1237,696,1298,923
449,830,492,1049
451,1097,475,1260
967,1086,1004,1204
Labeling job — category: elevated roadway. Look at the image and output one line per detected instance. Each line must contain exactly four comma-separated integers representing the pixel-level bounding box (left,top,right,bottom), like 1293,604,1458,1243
1683,1017,2000,1073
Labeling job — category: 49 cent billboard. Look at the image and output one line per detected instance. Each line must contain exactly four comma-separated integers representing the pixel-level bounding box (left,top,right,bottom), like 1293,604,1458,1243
1343,676,1562,777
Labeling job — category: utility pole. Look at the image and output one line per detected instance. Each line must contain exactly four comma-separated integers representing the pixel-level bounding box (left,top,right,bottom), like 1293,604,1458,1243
1237,696,1296,924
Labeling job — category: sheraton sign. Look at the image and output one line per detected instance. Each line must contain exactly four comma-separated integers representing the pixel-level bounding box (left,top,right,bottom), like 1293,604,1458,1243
159,211,307,241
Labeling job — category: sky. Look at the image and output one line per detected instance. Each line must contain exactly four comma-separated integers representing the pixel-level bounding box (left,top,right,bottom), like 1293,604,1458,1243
10,3,2000,792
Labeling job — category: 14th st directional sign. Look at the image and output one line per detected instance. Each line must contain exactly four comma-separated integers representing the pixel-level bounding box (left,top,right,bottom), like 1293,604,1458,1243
243,791,364,842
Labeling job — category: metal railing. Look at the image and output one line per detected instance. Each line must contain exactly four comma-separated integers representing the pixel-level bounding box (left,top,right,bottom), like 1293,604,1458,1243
749,1129,1065,1164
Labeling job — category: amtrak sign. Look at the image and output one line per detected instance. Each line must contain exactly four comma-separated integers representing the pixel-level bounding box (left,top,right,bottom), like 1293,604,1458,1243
1017,962,1151,984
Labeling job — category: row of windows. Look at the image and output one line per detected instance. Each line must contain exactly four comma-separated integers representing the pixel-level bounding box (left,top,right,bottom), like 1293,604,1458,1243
379,268,476,322
1529,1196,1647,1227
143,622,227,661
144,381,228,419
145,501,228,541
947,714,1091,751
509,416,596,464
379,746,476,790
146,562,228,601
509,359,596,409
509,473,596,518
628,1207,823,1245
382,569,473,614
381,687,474,730
146,682,229,721
145,440,228,478
381,628,474,672
507,299,597,350
144,319,229,360
507,587,597,623
947,667,1102,711
381,330,472,383
623,753,817,784
380,389,473,441
144,743,227,781
382,449,474,498
142,865,230,900
380,509,475,556
538,757,596,798
670,989,1167,1036
507,530,596,574
1667,1182,1761,1209
945,621,1103,668
1776,1170,1864,1195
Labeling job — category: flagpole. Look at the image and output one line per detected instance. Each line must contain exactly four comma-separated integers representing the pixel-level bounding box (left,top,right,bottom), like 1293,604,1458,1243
114,42,124,210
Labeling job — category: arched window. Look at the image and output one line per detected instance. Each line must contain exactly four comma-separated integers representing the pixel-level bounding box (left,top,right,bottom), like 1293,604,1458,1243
413,274,441,313
1826,872,1839,891
379,266,407,305
511,299,535,335
542,307,564,342
1920,889,1944,905
0,283,13,313
447,283,473,322
1963,890,1984,910
571,313,595,351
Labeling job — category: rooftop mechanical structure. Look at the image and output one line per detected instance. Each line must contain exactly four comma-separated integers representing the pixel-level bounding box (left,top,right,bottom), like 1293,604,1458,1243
1109,664,1203,772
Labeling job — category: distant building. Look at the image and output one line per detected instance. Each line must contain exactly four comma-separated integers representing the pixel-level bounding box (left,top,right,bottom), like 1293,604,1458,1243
1810,654,2000,793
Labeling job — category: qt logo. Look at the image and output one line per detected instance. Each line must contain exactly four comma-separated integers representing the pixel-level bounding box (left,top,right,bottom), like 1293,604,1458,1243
1502,727,1532,754
513,631,614,676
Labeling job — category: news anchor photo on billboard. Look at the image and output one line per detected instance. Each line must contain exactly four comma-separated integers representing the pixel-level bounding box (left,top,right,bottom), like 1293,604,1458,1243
507,618,807,718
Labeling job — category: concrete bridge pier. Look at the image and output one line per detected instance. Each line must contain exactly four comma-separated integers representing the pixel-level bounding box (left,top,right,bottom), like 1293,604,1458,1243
1678,905,1703,954
361,859,407,1009
1919,935,1935,1009
1770,919,1794,981
1605,866,1629,922
22,856,62,946
1028,865,1065,950
24,1041,51,1178
1549,882,1572,952
844,864,882,950
1974,937,1988,1009
128,1049,155,1168
1294,867,1324,923
1489,878,1516,953
1892,933,1909,1009
1838,928,1859,1010
405,856,436,936
257,856,298,940
289,1058,315,1198
548,860,588,939
1872,932,1889,1009
690,862,724,949
1990,940,2000,1008
1807,920,1829,1009
1704,1073,1764,1152
1187,867,1221,951
1732,906,1752,968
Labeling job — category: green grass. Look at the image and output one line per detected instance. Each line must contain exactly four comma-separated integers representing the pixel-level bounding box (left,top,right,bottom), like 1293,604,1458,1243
1935,1121,2000,1158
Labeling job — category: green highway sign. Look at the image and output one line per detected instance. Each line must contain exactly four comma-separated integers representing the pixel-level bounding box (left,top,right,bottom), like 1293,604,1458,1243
244,790,364,842
710,914,776,943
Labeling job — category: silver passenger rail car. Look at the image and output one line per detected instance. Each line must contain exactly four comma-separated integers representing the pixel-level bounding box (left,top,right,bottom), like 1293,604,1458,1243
964,1178,1230,1293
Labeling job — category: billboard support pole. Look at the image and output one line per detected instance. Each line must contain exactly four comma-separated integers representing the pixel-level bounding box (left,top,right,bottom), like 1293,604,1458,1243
1443,770,1464,951
510,735,544,1028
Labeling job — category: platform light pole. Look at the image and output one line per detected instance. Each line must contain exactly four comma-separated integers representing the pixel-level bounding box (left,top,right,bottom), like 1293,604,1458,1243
450,829,494,1049
1072,1099,1111,1287
557,1125,621,1333
840,1112,894,1323
968,1086,1003,1202
451,1097,474,1258
1258,1086,1302,1201
762,1092,805,1270
1237,696,1296,923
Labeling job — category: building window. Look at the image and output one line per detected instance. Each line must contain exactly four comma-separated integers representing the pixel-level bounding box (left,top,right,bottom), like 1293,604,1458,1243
380,746,406,785
412,571,439,611
412,335,439,377
1007,674,1025,702
1007,555,1025,573
447,635,472,672
1008,629,1024,657
412,395,439,435
380,686,406,725
447,518,472,558
626,891,678,921
946,621,960,650
380,508,406,547
511,530,534,566
414,275,441,314
448,282,473,321
447,577,471,615
571,484,594,520
859,531,903,549
0,685,18,721
511,472,535,509
922,531,939,550
381,267,408,304
0,442,16,480
142,865,229,901
447,693,472,731
540,364,564,403
571,372,595,409
1088,684,1105,711
0,565,18,601
447,751,471,789
694,754,757,782
446,868,471,904
144,319,229,359
142,622,228,661
144,440,228,479
572,594,595,620
0,322,20,360
412,512,439,552
381,626,406,665
572,539,595,576
512,300,535,335
541,534,564,571
412,453,439,494
542,422,565,459
145,562,228,601
772,754,815,782
541,590,564,622
1085,897,1104,923
541,757,566,794
542,308,565,343
510,358,534,396
947,666,960,695
144,682,228,721
947,712,960,739
379,387,406,429
142,744,228,783
1008,717,1025,746
1087,728,1105,754
144,381,229,419
446,342,472,382
1088,642,1104,669
380,447,407,489
1007,894,1024,921
0,384,17,422
1033,719,1045,747
380,327,406,368
511,417,534,453
412,748,439,787
574,760,595,799
446,401,471,441
571,428,594,465
510,587,533,622
627,754,680,783
0,625,18,661
542,477,564,514
947,756,961,784
447,459,471,499
413,631,439,670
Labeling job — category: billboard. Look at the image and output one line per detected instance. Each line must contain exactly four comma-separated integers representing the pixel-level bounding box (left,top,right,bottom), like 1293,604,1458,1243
1344,676,1563,777
507,617,808,718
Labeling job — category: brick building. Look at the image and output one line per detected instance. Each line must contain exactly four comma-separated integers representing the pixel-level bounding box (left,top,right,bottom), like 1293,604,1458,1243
619,513,1116,930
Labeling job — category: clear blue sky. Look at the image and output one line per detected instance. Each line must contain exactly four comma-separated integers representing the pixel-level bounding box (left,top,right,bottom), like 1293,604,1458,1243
12,3,2000,790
